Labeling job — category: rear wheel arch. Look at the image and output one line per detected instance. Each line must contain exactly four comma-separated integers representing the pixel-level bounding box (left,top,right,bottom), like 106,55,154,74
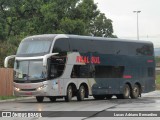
125,82,132,90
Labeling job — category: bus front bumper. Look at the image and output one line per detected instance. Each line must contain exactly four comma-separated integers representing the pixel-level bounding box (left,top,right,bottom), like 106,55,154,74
14,85,48,97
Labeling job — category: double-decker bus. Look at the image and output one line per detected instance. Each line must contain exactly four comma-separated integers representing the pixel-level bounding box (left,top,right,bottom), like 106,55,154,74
4,34,155,102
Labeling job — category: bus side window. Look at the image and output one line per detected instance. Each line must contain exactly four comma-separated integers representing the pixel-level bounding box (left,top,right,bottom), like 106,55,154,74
71,65,93,78
71,65,79,78
50,64,57,78
49,56,66,79
52,38,70,56
95,66,125,78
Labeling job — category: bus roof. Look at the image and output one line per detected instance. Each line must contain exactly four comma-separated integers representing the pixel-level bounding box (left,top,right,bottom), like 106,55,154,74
67,34,153,45
24,34,153,45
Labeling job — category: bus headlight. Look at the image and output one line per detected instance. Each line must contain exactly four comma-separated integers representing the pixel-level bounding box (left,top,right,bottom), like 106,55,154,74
15,87,20,91
36,85,46,91
37,86,43,91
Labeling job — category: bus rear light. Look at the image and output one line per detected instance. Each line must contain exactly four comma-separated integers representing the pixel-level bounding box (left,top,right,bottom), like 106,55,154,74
123,75,132,79
147,60,153,63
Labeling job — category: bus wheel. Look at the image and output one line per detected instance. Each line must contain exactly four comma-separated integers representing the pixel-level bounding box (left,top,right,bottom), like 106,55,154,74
49,97,56,102
106,95,113,99
130,84,140,99
65,85,72,102
36,96,44,103
93,95,105,100
122,84,130,99
77,85,85,101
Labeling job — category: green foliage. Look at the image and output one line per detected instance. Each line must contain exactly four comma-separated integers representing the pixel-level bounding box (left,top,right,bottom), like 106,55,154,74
156,74,160,90
155,57,160,63
59,18,86,34
90,13,117,37
0,36,19,67
0,0,117,67
0,0,116,38
156,75,160,84
0,96,18,100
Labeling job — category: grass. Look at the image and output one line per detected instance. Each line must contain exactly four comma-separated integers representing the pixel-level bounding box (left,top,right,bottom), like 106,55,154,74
0,96,18,100
156,74,160,90
155,57,160,63
156,74,160,84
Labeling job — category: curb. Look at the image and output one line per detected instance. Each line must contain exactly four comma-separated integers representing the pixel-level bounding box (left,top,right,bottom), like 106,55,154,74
142,90,160,97
0,97,34,103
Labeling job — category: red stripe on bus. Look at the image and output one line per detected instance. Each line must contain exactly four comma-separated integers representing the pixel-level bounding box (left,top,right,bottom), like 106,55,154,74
123,75,132,79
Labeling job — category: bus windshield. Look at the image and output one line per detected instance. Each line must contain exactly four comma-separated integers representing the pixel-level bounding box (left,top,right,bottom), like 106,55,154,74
14,60,47,81
17,37,53,56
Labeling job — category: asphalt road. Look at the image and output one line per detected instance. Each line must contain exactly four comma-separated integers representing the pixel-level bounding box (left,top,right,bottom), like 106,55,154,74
1,91,160,120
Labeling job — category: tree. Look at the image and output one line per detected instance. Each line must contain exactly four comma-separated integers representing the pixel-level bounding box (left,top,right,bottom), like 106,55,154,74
89,13,117,37
0,0,117,67
0,0,116,38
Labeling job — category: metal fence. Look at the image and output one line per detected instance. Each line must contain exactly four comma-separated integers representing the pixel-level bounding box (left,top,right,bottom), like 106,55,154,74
0,68,13,96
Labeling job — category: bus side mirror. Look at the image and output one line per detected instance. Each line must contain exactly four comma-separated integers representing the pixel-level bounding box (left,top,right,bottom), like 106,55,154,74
43,53,59,66
4,55,16,68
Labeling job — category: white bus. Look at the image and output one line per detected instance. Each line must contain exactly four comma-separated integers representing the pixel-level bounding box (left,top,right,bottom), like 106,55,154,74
5,34,155,102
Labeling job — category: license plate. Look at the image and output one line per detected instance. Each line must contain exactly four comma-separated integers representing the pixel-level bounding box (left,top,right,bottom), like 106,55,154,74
25,92,32,95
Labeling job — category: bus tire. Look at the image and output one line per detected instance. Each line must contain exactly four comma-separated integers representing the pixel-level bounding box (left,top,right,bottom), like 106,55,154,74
122,84,130,99
65,85,72,102
130,84,140,99
77,85,85,101
36,96,44,103
49,97,56,102
93,95,105,100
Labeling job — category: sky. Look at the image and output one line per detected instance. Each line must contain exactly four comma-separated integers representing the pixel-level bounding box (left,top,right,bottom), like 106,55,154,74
94,0,160,48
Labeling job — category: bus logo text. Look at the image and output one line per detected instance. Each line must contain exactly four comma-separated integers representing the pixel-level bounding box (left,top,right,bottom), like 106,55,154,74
76,56,100,64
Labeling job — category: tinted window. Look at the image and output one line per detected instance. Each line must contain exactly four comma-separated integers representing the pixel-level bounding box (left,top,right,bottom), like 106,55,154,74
69,39,91,53
53,38,70,54
91,40,114,54
95,66,125,78
48,56,66,79
112,42,129,55
92,41,132,55
69,38,153,56
136,44,153,56
128,43,153,56
71,65,94,78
